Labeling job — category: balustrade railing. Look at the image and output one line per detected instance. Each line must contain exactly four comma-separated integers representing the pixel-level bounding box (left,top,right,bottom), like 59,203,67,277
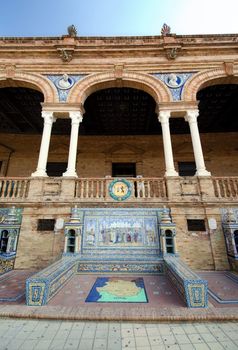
1,176,238,202
74,177,167,200
0,178,30,199
212,177,238,198
74,178,106,199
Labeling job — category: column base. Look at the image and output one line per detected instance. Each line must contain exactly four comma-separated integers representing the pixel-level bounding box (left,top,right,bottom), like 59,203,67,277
165,170,179,177
62,170,78,178
31,170,48,177
196,169,211,176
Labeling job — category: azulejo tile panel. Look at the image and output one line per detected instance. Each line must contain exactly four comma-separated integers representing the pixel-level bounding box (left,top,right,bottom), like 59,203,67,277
164,256,208,308
82,208,161,253
77,262,164,274
85,277,148,303
152,72,194,101
47,75,86,102
26,258,77,306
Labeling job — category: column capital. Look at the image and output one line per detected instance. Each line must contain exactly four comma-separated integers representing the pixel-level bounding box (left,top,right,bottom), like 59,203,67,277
69,111,83,124
158,110,171,123
41,111,56,124
185,109,199,123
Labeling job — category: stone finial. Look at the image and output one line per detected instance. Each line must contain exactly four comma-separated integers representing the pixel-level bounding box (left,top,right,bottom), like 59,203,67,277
67,25,77,37
225,208,237,224
161,23,171,36
161,206,172,224
5,206,18,224
70,206,81,223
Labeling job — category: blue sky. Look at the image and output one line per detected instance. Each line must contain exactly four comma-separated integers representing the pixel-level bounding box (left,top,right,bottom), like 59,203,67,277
0,0,237,37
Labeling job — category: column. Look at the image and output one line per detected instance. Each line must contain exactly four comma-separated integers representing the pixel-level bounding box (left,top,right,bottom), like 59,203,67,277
31,111,55,177
158,111,178,176
185,110,211,176
63,111,83,177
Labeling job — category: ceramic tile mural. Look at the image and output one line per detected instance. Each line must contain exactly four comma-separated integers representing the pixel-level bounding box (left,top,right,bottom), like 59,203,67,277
82,209,160,250
85,277,148,303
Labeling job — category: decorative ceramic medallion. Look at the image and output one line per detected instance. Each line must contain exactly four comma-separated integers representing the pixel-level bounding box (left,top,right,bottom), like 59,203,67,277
109,179,132,201
165,73,183,88
56,74,74,90
152,72,194,101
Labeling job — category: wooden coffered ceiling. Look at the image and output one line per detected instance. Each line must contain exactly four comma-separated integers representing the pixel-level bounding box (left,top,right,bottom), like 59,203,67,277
0,85,237,135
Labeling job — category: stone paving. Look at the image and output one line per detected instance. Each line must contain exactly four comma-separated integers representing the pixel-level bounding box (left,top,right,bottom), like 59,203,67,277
0,318,238,350
0,270,237,321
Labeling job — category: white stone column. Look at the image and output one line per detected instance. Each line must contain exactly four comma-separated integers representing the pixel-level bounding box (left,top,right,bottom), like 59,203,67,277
185,110,211,176
158,111,178,176
31,111,55,177
63,111,83,177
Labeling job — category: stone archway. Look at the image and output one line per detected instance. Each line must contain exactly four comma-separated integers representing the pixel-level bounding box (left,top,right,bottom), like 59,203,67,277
182,66,238,101
68,70,172,106
0,69,58,103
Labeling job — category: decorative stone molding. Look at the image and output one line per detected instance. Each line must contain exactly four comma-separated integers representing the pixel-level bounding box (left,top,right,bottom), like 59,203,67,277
223,61,234,76
165,46,181,60
68,71,172,105
0,70,58,103
59,48,73,62
114,64,124,80
5,65,16,78
182,67,238,101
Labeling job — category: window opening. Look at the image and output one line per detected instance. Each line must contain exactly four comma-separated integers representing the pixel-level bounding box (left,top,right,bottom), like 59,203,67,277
37,219,55,231
165,229,174,254
178,162,196,176
46,162,67,177
0,230,9,253
234,230,238,254
187,219,206,231
112,163,136,177
67,229,76,253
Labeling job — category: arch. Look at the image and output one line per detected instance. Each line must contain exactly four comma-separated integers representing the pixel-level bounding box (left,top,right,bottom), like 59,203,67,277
68,71,172,105
234,230,238,254
0,71,58,103
182,67,238,101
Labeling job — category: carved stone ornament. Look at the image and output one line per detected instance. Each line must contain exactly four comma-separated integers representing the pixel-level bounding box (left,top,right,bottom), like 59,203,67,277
166,47,178,60
224,61,234,76
5,65,16,78
59,49,73,62
67,25,77,37
161,23,171,36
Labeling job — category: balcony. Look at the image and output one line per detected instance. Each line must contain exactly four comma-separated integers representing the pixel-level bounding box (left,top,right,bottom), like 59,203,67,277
0,176,238,204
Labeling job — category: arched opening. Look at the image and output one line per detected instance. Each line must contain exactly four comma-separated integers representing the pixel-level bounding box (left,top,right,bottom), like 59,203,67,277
0,84,70,177
77,86,167,177
165,229,174,254
82,87,159,135
234,230,238,254
170,80,238,176
0,230,9,253
67,230,76,253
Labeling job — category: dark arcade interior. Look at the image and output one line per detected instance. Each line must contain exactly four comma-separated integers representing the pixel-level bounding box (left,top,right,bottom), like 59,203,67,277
0,84,238,135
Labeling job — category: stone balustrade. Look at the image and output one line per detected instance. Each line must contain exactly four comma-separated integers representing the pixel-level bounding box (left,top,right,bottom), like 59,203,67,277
74,177,167,201
213,177,238,199
0,178,30,200
1,176,238,203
